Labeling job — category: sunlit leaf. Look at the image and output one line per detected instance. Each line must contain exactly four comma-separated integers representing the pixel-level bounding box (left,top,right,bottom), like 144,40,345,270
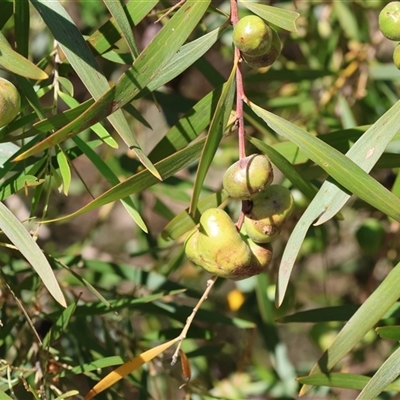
0,32,48,80
0,203,66,307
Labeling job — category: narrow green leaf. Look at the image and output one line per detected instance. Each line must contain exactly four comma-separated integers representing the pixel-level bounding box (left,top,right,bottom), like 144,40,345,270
248,102,400,221
149,85,225,163
0,33,48,80
14,0,30,57
268,101,400,307
0,202,66,307
30,0,161,179
302,261,400,394
0,175,44,200
146,25,228,94
189,65,236,214
0,391,14,400
103,0,138,57
54,391,79,400
42,301,78,348
57,356,125,378
356,346,400,399
87,0,158,55
56,148,71,195
314,99,400,225
239,1,299,32
43,139,205,223
72,135,148,232
376,325,400,341
297,373,400,392
15,0,211,180
277,305,360,323
58,91,118,148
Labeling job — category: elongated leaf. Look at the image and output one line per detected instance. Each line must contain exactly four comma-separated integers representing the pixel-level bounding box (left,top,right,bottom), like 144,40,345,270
15,0,211,164
87,0,157,55
58,91,118,148
297,373,400,392
300,261,400,395
314,99,400,225
269,103,400,306
30,0,161,180
376,325,400,341
0,175,44,200
72,135,148,232
189,65,236,214
42,301,77,348
146,24,228,94
249,103,400,221
14,0,29,57
356,346,400,399
42,139,205,223
103,0,138,57
83,338,179,400
149,84,225,163
239,1,299,32
56,148,71,195
0,33,48,80
0,391,13,400
0,202,66,307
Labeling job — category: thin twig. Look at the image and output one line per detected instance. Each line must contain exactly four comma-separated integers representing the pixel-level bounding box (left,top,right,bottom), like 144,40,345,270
154,0,186,24
171,276,218,365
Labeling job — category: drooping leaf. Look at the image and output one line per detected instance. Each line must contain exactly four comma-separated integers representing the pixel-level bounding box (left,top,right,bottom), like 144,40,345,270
0,32,48,80
0,202,66,307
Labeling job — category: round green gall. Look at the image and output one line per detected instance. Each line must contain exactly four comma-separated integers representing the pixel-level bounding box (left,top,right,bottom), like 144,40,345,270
242,27,282,68
394,42,400,69
244,185,294,243
233,15,273,56
223,154,273,200
0,78,21,128
379,1,400,41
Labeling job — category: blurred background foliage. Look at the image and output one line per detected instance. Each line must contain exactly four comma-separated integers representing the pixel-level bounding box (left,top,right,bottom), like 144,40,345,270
0,0,400,399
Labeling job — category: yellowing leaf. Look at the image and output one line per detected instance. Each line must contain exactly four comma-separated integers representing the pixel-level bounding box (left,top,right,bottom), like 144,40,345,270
83,338,179,400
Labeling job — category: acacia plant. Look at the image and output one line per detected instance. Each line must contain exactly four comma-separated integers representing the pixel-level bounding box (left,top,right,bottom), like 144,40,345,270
1,1,400,399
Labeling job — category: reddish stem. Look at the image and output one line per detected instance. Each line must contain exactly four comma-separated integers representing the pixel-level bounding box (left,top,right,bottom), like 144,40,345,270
231,0,247,229
230,0,246,160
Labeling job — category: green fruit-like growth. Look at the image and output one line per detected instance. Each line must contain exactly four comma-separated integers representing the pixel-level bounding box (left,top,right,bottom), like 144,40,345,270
233,15,282,68
223,154,273,200
356,218,385,256
242,28,282,68
0,78,21,128
394,42,400,69
233,15,273,56
379,1,400,41
185,208,251,279
244,185,294,243
243,235,273,271
184,208,273,280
